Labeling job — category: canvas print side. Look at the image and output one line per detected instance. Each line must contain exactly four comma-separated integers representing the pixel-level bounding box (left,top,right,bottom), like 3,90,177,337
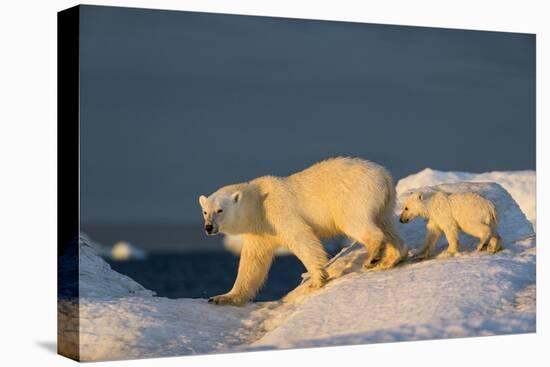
57,5,80,361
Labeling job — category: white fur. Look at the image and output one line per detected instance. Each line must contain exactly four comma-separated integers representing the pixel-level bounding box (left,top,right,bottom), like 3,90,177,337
399,191,501,258
199,157,408,305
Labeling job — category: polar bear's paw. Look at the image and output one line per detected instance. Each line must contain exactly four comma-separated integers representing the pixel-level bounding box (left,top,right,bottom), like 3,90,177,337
436,250,461,259
363,261,380,270
208,293,246,306
370,262,394,271
412,252,432,261
309,269,329,289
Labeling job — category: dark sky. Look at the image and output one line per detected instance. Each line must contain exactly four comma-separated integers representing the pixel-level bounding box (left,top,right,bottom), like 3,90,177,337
79,5,535,224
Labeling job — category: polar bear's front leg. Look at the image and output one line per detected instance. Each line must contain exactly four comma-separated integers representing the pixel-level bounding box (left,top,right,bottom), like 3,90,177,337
209,236,275,306
418,221,442,259
284,228,328,289
442,224,461,256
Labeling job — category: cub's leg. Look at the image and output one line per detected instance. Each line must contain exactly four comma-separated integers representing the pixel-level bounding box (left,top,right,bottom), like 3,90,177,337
209,236,275,306
488,232,502,253
284,227,328,289
474,224,492,252
418,221,442,259
442,224,461,256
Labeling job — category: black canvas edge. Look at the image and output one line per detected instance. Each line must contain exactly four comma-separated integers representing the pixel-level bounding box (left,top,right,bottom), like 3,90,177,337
57,5,80,362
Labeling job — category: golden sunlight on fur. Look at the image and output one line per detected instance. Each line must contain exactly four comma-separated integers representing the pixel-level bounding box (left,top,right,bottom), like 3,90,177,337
199,157,408,305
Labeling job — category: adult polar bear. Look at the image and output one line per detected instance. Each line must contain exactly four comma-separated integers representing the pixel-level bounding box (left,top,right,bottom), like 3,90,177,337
199,157,407,305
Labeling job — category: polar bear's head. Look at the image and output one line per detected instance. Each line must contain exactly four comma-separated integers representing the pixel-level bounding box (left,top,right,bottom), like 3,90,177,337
399,191,425,223
199,189,242,236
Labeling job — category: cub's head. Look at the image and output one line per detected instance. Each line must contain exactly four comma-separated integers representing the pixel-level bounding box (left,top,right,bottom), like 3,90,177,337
399,191,424,223
199,190,242,236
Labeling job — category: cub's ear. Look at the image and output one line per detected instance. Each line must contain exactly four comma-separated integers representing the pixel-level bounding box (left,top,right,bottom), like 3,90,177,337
416,192,424,201
232,191,241,203
199,195,207,207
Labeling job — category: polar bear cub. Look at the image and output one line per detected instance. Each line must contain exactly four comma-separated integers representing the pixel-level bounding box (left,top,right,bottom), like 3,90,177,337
199,157,408,305
399,191,501,258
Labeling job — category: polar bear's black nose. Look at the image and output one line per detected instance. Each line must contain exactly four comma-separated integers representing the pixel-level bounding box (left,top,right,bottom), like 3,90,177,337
205,224,214,234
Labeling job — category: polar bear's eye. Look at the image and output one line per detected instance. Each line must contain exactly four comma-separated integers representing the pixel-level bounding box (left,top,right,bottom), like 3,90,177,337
203,211,207,215
404,207,409,211
217,209,223,213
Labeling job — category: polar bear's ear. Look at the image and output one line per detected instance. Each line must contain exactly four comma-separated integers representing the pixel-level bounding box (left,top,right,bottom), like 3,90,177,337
232,191,241,203
199,195,207,207
417,192,423,201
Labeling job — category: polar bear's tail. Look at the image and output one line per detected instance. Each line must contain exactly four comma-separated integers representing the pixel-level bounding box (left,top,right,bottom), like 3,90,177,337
486,200,501,253
488,201,499,227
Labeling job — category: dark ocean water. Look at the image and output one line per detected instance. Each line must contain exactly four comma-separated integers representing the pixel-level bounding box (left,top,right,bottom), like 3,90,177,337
106,252,310,301
87,223,347,301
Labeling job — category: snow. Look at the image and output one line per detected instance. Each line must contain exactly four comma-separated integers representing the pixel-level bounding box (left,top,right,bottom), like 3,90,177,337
78,293,266,360
59,170,536,361
73,240,270,361
79,240,153,299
